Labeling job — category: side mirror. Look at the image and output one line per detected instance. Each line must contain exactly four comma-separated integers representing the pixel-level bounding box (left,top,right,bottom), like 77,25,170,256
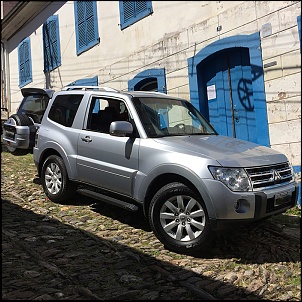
109,121,133,137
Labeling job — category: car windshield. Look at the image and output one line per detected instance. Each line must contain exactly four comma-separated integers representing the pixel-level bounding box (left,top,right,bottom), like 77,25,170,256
132,97,217,138
18,95,50,123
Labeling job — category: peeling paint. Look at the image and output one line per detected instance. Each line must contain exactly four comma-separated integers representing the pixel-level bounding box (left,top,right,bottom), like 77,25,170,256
278,92,287,99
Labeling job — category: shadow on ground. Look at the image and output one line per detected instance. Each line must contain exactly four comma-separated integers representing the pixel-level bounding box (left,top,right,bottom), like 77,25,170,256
2,197,270,300
31,175,301,265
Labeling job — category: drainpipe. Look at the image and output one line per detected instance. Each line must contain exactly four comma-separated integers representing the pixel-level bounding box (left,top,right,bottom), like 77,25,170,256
1,41,10,111
1,41,6,108
1,40,10,119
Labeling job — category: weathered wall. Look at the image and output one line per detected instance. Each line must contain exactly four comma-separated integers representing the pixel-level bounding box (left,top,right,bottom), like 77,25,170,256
5,1,301,177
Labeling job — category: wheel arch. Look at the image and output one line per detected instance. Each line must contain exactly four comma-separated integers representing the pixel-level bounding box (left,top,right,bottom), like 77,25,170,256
37,148,61,177
140,165,215,219
37,145,75,181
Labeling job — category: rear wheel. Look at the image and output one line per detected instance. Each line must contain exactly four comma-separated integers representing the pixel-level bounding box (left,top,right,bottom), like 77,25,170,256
149,182,214,254
6,114,33,156
41,155,77,202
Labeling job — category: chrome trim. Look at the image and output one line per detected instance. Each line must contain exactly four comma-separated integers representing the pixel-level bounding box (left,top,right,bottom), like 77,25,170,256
245,162,294,191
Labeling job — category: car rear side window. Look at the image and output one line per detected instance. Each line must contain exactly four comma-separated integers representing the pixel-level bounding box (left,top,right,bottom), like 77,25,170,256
48,94,83,127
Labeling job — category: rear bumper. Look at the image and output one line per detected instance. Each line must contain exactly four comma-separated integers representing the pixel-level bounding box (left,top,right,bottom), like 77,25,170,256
3,124,36,149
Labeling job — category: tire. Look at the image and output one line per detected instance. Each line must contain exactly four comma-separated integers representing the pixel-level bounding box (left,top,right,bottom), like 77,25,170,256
149,182,214,254
6,114,33,156
41,155,77,203
10,113,33,126
27,113,40,123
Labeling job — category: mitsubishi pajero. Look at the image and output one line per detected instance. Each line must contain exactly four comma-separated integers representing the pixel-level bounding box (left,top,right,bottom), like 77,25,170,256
3,86,298,254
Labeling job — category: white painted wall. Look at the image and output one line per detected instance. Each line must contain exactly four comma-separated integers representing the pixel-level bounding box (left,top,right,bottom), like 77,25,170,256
5,1,301,170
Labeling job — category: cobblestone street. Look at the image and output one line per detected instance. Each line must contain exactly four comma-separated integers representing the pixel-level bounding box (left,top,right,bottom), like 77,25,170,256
1,149,301,300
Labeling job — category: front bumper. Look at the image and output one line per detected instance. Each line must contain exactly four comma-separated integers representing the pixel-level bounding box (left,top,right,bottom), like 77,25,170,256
202,179,298,231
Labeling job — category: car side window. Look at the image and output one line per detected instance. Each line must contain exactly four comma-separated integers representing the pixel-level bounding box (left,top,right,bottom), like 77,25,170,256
48,94,83,127
86,97,131,133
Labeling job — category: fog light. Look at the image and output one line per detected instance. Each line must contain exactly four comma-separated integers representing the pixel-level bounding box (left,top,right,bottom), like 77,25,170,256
234,199,250,213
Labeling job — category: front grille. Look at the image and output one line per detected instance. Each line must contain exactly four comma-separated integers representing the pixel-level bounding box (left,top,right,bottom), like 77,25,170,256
246,162,294,190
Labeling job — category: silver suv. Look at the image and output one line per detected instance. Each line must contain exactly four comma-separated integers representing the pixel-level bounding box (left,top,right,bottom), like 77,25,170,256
7,86,300,254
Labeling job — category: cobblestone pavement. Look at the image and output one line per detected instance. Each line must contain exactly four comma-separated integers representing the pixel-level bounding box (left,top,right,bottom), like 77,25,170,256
1,148,301,300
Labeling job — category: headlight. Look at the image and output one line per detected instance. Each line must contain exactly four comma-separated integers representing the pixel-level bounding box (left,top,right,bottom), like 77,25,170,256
208,166,251,192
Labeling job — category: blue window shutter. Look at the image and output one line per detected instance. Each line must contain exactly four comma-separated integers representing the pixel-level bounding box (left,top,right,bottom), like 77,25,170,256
74,1,99,55
77,1,86,50
43,24,51,72
86,2,96,45
136,1,148,15
119,1,153,30
43,15,61,72
49,18,61,68
18,38,32,87
123,1,135,23
19,43,25,85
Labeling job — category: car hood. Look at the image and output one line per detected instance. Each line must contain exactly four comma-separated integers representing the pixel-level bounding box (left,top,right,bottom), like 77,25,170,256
153,135,288,167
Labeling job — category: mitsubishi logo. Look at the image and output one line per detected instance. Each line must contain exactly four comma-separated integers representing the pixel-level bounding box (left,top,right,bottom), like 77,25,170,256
273,170,282,182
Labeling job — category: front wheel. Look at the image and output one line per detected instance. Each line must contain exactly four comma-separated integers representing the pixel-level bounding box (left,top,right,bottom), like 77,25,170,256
41,155,77,203
149,182,214,254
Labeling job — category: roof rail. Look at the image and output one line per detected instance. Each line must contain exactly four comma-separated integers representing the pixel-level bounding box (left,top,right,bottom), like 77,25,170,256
133,90,167,95
61,86,118,92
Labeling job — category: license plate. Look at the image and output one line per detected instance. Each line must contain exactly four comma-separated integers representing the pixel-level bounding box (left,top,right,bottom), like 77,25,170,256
5,131,15,140
274,191,291,206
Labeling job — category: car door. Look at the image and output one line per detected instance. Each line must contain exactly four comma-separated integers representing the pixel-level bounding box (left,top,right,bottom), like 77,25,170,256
76,96,139,197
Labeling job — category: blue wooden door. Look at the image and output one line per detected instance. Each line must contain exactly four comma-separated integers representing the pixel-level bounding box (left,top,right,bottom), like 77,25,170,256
200,47,257,143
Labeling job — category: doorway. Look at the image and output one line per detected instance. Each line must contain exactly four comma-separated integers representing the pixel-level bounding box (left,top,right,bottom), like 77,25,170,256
198,47,257,142
188,33,270,147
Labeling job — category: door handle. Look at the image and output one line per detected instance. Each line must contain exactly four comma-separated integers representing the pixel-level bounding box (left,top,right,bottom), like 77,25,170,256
81,136,92,142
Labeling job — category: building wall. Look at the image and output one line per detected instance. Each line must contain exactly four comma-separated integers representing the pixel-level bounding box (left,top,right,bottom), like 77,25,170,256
4,1,301,202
